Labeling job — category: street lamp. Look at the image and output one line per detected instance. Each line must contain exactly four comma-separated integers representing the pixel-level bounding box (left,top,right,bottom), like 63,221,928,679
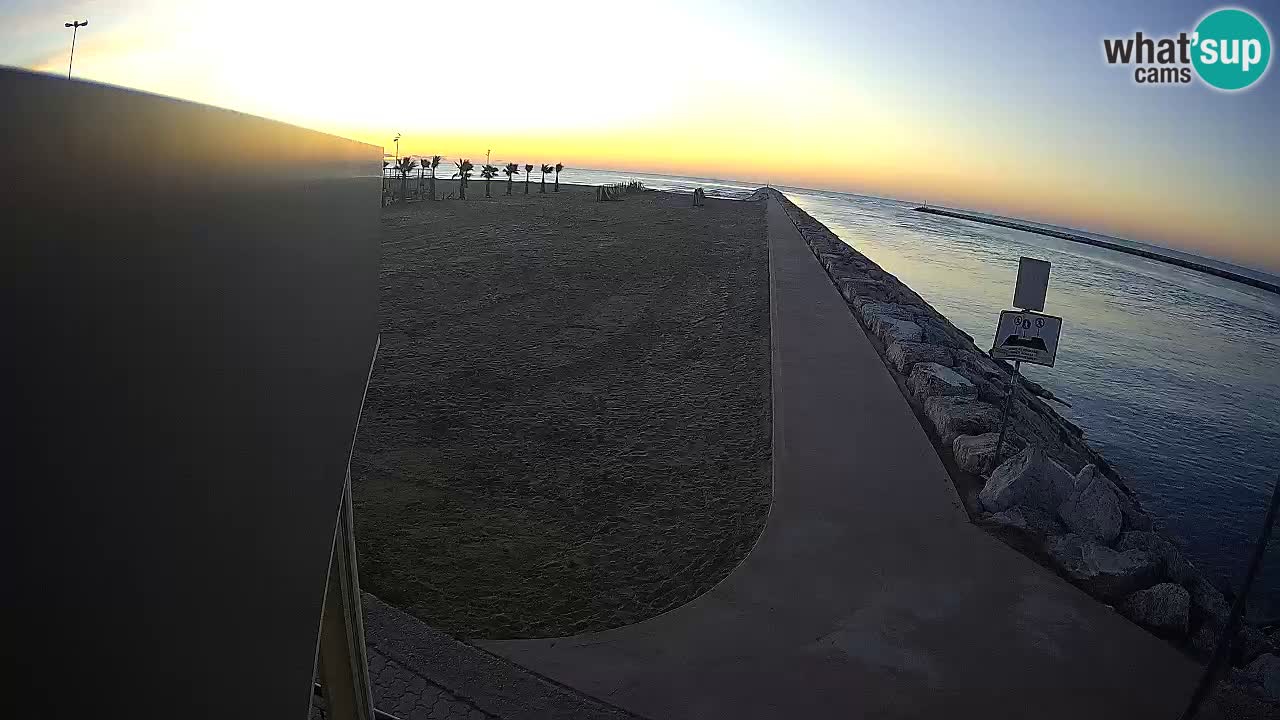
393,133,401,163
64,20,88,80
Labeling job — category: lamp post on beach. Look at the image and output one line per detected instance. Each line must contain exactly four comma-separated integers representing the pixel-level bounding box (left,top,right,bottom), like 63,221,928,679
393,133,401,163
64,19,88,80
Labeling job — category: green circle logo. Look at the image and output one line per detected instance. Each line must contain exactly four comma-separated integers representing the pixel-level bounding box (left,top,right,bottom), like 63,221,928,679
1192,8,1271,90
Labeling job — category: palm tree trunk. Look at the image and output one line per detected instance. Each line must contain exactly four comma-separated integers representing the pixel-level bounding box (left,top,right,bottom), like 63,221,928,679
540,173,546,193
524,176,530,195
459,175,466,200
506,177,513,195
554,170,560,192
485,178,492,198
430,171,436,201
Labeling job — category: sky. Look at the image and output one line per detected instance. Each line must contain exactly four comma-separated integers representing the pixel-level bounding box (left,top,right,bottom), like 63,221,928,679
3,0,1278,272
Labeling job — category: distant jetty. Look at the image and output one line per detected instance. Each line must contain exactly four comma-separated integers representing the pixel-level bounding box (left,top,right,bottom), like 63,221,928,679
914,206,1280,295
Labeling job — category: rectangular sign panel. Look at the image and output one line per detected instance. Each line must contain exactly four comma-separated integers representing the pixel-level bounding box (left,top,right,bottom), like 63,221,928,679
1013,256,1051,311
1,68,381,719
991,310,1062,366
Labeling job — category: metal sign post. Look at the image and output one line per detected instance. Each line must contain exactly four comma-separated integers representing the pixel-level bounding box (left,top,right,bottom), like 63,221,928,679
988,258,1063,470
991,360,1022,468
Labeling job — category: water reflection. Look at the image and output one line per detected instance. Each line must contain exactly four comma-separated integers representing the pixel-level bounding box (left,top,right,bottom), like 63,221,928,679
787,190,1280,616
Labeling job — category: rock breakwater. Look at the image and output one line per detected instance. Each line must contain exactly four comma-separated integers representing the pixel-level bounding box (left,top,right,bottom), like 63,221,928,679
759,188,1278,703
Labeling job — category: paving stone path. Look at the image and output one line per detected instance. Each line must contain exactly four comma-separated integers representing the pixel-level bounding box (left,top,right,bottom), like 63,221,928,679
366,647,493,720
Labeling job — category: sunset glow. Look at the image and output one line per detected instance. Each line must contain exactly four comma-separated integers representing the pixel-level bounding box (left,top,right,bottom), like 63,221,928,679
4,0,1277,271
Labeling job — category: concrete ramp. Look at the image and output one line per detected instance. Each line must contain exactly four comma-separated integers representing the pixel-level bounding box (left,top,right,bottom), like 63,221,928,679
479,196,1196,719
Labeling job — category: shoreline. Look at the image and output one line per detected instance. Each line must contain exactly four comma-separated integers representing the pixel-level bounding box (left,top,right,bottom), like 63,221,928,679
914,206,1280,295
764,188,1278,702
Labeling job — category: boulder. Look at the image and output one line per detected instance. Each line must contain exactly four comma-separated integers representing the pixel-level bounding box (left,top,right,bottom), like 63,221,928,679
952,432,1026,475
877,317,923,345
907,363,977,400
925,396,1003,447
858,301,909,324
1116,531,1192,584
817,250,849,271
1120,583,1190,635
1057,469,1123,545
918,315,973,349
953,362,1011,405
1045,533,1162,599
885,341,953,374
980,505,1062,536
1076,465,1153,532
859,303,923,345
1187,574,1231,631
978,445,1077,514
835,278,886,305
1243,653,1280,702
1008,400,1089,473
1238,625,1274,665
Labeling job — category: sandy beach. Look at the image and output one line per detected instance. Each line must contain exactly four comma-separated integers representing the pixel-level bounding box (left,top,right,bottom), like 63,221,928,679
351,184,771,638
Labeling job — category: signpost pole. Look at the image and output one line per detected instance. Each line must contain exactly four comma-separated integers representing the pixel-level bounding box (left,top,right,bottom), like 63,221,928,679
990,360,1021,471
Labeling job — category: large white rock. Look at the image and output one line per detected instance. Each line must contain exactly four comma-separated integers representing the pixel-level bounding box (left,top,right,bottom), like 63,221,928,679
1045,533,1162,599
1076,465,1152,532
953,433,998,475
1057,469,1123,544
878,317,923,345
1116,531,1192,584
885,341,953,374
859,303,923,345
980,505,1062,536
924,396,1003,447
1120,583,1190,635
907,362,977,401
979,445,1077,514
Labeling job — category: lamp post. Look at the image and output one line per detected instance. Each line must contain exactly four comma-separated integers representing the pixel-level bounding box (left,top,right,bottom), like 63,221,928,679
393,133,401,163
65,20,88,79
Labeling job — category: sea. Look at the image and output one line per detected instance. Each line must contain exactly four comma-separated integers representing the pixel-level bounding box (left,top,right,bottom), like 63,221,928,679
556,166,1280,618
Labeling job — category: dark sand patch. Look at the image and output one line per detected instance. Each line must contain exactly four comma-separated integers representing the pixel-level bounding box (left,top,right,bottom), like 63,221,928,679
352,185,771,639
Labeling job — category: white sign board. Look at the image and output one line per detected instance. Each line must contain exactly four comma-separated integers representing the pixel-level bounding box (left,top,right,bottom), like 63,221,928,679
991,310,1062,367
1013,257,1051,312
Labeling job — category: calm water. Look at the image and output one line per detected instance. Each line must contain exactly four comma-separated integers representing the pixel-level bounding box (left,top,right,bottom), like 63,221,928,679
557,167,1280,616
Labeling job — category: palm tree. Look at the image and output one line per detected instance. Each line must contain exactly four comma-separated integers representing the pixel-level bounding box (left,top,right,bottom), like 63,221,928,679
451,159,474,199
396,156,416,204
540,164,553,193
503,163,519,195
524,164,533,195
480,164,499,198
429,155,442,200
554,163,564,192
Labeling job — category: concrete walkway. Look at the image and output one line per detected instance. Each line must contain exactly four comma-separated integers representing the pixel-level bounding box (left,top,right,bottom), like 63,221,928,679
480,196,1198,719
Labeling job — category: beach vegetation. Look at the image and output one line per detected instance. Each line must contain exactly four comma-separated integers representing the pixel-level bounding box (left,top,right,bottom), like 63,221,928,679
481,164,499,198
503,163,520,195
452,159,474,200
428,155,442,201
